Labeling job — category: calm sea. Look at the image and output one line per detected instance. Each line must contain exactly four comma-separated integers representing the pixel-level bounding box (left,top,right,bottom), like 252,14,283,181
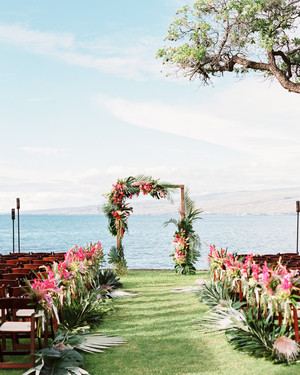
0,214,298,270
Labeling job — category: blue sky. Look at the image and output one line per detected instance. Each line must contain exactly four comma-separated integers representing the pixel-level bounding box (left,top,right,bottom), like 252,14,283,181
0,0,299,212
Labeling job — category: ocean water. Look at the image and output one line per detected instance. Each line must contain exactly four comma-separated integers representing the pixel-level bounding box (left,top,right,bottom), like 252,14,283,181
0,214,298,270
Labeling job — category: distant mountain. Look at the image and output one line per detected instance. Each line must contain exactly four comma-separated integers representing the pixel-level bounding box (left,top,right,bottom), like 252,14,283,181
23,187,300,216
196,187,300,215
24,205,102,215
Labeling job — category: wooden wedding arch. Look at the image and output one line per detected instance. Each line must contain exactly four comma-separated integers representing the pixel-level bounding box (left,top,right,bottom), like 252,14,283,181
103,176,185,272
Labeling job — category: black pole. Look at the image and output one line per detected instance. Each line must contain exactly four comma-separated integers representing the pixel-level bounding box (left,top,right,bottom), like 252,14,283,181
296,201,300,255
11,208,15,254
16,198,20,253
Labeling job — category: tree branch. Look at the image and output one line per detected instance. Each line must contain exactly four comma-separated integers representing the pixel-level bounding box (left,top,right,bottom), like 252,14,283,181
273,50,292,78
232,56,270,71
268,50,300,93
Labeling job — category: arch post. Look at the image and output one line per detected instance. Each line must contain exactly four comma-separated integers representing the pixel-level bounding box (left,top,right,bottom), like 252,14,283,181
173,184,185,220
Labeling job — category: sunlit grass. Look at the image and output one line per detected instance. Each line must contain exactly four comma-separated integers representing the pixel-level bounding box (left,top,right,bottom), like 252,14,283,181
86,270,300,375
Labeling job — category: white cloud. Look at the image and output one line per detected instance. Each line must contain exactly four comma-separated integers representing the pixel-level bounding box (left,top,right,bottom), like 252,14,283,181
0,23,161,80
0,23,74,52
95,80,300,160
0,157,299,213
20,146,67,156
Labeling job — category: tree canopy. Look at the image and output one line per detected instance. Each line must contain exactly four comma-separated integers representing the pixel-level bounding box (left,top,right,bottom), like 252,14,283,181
157,0,300,93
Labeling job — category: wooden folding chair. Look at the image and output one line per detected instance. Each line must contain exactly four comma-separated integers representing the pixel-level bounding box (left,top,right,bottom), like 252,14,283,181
6,260,21,265
7,286,29,298
0,298,38,369
0,280,19,288
2,273,33,282
11,269,33,276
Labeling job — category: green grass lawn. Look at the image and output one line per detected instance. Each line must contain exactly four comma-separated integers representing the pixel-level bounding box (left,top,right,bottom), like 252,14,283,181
87,270,300,375
3,270,300,375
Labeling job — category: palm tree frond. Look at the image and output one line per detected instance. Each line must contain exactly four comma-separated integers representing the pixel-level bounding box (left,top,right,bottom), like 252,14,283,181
163,218,178,228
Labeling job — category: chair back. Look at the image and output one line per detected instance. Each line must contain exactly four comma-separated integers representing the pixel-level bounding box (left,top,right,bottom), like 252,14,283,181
0,279,19,288
7,285,30,297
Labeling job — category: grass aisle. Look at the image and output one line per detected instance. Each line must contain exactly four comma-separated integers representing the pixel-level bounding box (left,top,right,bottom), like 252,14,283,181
86,271,300,375
4,271,300,374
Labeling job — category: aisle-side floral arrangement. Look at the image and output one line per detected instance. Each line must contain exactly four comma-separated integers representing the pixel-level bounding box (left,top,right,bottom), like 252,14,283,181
198,245,300,363
208,245,300,322
23,243,125,374
25,242,105,323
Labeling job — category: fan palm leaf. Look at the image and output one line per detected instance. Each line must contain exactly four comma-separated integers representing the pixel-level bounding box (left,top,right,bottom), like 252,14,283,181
197,304,247,334
198,281,238,308
23,347,89,375
53,332,126,354
71,334,126,353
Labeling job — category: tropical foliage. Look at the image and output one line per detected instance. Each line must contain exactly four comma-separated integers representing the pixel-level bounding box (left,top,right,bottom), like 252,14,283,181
157,0,300,93
198,280,238,308
165,190,201,274
103,175,175,273
22,243,125,374
208,245,300,323
91,269,123,295
25,242,105,323
58,288,111,333
23,332,126,375
197,246,300,363
198,289,299,363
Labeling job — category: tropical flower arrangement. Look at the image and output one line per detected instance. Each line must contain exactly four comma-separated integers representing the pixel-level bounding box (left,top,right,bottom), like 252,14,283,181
23,243,125,374
103,175,175,273
25,242,105,323
208,245,300,323
166,190,201,274
200,245,300,363
172,232,188,265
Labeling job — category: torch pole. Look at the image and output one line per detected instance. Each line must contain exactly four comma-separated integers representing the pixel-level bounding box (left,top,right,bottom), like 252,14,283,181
296,201,300,255
11,208,15,254
16,198,20,253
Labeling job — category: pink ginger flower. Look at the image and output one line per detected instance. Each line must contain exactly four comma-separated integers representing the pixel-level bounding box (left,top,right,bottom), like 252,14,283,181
279,273,294,292
260,263,272,286
251,264,261,279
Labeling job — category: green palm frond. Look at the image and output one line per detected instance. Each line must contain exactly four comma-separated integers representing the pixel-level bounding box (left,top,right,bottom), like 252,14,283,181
133,174,176,199
23,347,89,375
53,332,126,354
198,281,237,308
70,333,126,354
196,303,248,333
183,187,195,215
183,188,202,217
163,218,178,228
225,310,295,362
91,269,123,290
107,246,119,265
59,288,111,332
133,174,153,183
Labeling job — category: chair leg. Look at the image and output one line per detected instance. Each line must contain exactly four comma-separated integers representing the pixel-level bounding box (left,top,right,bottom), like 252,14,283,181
1,333,6,350
30,331,35,367
293,305,299,342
